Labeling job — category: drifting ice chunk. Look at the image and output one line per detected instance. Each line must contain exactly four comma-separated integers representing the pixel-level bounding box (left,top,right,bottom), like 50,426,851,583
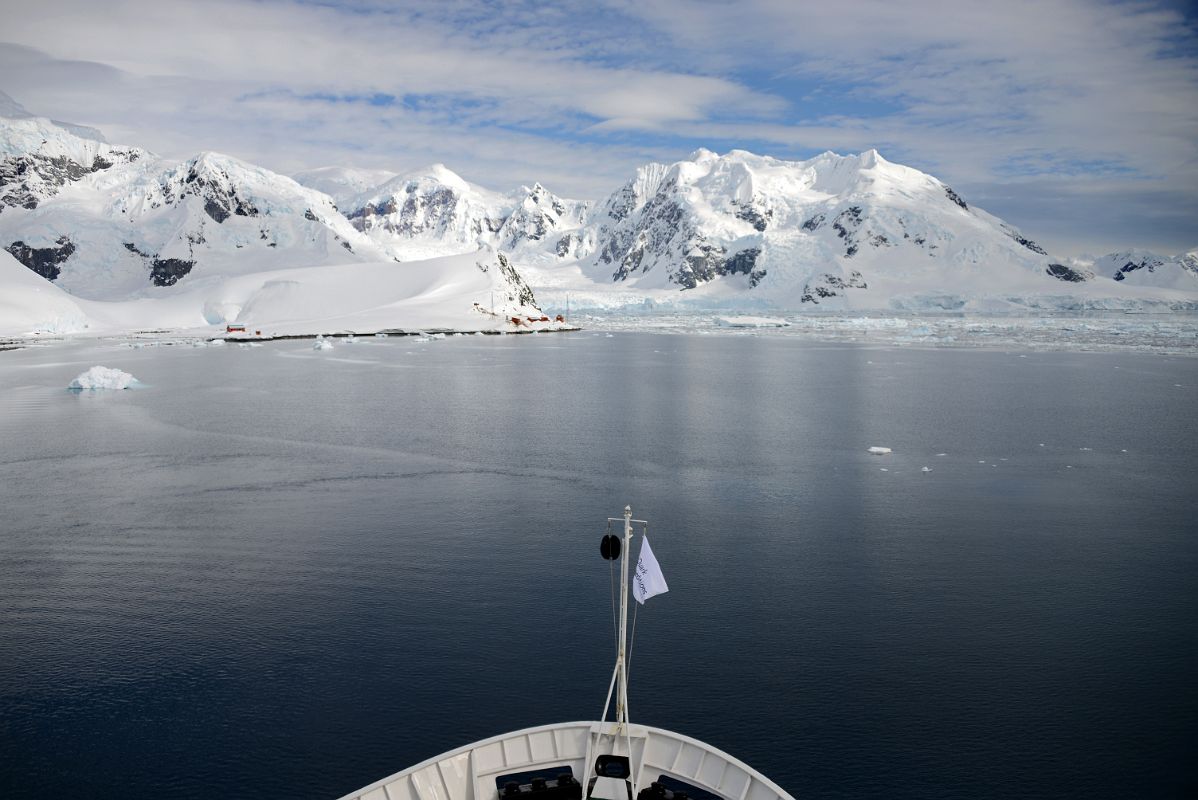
714,316,791,329
313,340,334,351
69,366,137,390
921,466,932,472
867,446,892,455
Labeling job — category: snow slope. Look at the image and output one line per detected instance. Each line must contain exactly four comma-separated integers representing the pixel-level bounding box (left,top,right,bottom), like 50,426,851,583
1,248,554,338
0,250,94,336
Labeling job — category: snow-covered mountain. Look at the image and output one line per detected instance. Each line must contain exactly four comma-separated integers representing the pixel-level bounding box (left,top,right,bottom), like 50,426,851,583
0,107,396,299
571,148,1103,308
0,92,144,216
333,164,587,260
2,93,1195,322
1076,249,1198,290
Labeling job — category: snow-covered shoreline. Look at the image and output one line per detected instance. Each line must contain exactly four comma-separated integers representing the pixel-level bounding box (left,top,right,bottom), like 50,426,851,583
5,310,1196,356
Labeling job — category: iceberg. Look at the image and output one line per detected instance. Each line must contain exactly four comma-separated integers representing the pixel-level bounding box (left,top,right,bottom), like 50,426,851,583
867,446,892,455
69,366,137,390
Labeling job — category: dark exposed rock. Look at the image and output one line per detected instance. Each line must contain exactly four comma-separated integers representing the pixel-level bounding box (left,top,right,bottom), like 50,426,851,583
732,201,771,232
1046,263,1089,282
556,232,579,258
723,248,760,276
123,241,195,286
476,252,537,307
6,236,75,280
945,186,968,210
678,242,726,288
149,257,194,287
801,214,825,232
304,208,318,221
832,206,862,239
1,150,137,213
205,197,230,223
1113,255,1165,280
1005,227,1048,255
722,247,767,287
800,270,867,303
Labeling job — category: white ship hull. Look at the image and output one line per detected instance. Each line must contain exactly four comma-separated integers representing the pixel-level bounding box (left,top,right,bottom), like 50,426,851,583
337,721,794,800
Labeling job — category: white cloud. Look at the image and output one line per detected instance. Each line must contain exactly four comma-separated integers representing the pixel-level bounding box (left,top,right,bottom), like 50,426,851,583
1,0,1195,254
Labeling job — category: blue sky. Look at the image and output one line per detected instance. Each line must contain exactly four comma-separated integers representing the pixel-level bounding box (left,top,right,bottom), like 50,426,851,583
2,0,1196,255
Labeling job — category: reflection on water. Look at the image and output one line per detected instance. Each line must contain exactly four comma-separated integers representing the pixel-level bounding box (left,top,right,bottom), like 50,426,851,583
0,335,1195,799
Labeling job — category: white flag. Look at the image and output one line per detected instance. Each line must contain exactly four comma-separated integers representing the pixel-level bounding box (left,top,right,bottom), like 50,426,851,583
632,535,669,604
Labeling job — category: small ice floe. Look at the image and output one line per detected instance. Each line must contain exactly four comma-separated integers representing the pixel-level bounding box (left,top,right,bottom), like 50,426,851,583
1039,443,1046,447
921,466,932,473
374,333,388,339
867,446,892,455
1066,465,1074,469
208,338,226,347
714,316,790,329
69,366,138,391
345,335,358,344
936,453,947,457
1121,449,1128,453
313,339,334,351
1079,447,1092,451
605,334,615,338
880,468,889,472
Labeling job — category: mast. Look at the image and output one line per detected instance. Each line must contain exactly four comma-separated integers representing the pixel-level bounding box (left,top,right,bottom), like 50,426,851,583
600,505,645,728
617,505,632,724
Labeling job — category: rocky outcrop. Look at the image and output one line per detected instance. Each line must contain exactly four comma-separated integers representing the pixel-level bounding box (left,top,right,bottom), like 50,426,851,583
5,236,75,280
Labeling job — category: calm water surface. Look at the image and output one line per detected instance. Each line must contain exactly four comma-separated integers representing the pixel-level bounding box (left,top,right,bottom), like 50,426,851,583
0,333,1195,799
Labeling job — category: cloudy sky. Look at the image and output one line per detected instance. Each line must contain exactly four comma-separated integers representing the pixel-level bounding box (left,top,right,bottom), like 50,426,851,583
2,0,1196,256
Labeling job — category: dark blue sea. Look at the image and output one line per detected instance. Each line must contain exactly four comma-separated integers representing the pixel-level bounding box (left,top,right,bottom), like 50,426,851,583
1,333,1195,798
